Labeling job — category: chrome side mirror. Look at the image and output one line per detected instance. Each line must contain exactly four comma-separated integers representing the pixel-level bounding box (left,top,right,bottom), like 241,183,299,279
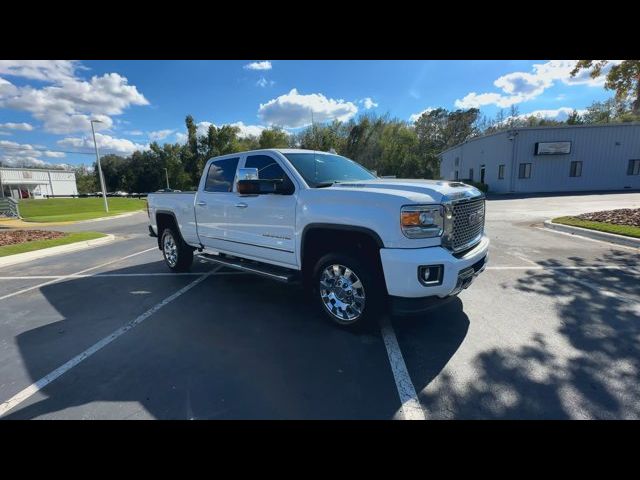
237,168,259,181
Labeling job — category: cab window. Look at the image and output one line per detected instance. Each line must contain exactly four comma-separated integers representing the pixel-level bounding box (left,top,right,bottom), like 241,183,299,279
204,157,240,192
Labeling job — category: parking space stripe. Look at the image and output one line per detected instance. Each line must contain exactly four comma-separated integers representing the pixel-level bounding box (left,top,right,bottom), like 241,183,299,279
550,269,640,305
0,247,156,302
0,266,220,418
379,316,426,420
0,271,249,280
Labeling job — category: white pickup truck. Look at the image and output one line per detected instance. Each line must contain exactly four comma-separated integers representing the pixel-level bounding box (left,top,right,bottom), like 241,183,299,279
147,149,488,328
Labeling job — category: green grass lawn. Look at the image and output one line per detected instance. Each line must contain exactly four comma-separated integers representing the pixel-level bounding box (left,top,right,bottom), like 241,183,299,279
19,197,147,222
0,232,106,257
553,216,640,239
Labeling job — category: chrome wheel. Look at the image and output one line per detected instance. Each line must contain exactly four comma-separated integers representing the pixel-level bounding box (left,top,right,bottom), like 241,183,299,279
319,264,366,323
163,231,178,268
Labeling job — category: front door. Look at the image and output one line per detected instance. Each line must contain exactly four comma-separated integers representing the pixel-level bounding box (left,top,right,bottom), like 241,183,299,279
224,153,298,268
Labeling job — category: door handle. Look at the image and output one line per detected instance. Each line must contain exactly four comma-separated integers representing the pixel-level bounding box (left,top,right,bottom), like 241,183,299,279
197,201,207,206
235,202,248,208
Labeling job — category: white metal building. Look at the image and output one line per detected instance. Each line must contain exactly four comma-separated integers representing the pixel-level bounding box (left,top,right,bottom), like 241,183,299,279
0,167,78,200
439,123,640,194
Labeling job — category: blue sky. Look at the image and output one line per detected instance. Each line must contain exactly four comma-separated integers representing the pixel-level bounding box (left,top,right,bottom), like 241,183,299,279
0,60,614,168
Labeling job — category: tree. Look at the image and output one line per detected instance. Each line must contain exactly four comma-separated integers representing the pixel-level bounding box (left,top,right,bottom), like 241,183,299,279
571,60,640,114
74,165,98,194
258,127,289,148
566,110,584,125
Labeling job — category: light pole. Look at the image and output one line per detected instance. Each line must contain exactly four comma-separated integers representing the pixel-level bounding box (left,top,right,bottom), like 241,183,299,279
164,168,170,190
90,119,109,212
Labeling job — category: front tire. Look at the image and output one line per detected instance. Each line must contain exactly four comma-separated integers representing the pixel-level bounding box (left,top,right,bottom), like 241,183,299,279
161,227,193,272
312,253,384,329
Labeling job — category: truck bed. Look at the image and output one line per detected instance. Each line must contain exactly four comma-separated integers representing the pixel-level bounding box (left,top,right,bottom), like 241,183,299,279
147,192,199,246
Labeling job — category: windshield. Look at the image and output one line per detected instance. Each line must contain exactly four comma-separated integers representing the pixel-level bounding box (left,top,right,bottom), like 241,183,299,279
283,152,377,187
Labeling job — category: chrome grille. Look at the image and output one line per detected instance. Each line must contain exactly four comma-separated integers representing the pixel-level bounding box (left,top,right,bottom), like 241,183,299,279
451,198,485,251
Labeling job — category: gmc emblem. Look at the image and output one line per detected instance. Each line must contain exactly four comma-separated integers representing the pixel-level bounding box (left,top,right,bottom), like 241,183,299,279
468,210,484,226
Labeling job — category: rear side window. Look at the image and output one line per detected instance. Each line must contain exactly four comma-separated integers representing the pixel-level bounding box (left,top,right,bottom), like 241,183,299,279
204,157,239,192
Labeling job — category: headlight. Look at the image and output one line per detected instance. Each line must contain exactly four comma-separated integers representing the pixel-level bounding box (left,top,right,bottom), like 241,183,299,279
401,205,444,238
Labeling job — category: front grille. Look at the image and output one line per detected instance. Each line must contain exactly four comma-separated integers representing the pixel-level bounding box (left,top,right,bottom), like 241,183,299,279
450,198,485,252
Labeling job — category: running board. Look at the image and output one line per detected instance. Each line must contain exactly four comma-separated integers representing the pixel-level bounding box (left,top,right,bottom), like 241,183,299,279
199,253,300,283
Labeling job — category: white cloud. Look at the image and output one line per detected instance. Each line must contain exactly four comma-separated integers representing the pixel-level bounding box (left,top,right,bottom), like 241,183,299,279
196,121,267,138
361,97,378,110
455,92,525,109
258,88,358,128
511,107,587,122
0,64,148,134
454,60,620,109
0,139,67,168
256,77,275,88
409,107,435,122
175,132,187,144
126,129,144,136
0,60,80,82
57,133,147,155
0,122,33,131
244,61,272,71
149,129,175,141
43,150,66,158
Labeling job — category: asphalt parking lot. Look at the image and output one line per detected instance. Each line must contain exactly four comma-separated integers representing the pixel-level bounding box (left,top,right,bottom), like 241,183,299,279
1,191,639,419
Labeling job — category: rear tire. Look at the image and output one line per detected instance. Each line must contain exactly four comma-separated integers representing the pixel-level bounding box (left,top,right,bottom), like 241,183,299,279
161,227,193,272
312,252,385,330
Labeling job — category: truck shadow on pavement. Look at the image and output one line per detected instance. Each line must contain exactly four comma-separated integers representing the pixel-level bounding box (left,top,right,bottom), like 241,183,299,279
5,261,469,419
417,250,640,419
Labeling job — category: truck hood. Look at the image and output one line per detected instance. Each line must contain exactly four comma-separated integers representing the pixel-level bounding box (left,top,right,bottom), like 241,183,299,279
327,178,482,204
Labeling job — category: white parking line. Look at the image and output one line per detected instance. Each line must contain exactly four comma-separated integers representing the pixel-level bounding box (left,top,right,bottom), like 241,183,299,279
0,247,156,302
0,271,249,280
379,316,426,420
550,269,640,305
536,226,640,251
0,273,205,280
0,266,220,418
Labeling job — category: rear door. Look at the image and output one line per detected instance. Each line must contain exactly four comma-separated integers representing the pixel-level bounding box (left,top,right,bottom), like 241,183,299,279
194,156,240,250
224,153,298,268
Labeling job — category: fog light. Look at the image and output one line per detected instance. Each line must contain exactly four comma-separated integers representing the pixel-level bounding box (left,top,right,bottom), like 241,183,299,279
418,265,443,286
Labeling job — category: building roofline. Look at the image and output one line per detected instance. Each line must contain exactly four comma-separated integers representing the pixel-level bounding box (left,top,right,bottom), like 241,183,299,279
438,121,640,157
0,166,74,173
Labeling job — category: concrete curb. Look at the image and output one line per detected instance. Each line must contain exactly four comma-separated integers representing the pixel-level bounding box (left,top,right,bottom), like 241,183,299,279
0,234,116,268
544,220,640,249
0,210,144,229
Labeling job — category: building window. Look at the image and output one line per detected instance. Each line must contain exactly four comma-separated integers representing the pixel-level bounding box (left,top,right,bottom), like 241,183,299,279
628,159,640,176
570,161,583,177
518,163,532,179
469,168,474,181
454,157,459,167
454,170,459,180
498,164,505,179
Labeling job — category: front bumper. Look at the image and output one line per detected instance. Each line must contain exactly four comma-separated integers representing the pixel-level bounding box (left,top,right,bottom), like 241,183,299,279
379,235,489,300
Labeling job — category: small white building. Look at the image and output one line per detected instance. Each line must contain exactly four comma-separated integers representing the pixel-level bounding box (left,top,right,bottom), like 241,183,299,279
0,167,78,200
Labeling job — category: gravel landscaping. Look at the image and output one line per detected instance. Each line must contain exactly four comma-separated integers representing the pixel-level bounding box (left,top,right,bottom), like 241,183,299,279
575,208,640,227
0,230,66,247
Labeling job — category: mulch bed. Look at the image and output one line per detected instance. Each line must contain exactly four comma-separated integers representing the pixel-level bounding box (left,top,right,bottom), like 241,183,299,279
575,208,640,227
0,230,65,247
